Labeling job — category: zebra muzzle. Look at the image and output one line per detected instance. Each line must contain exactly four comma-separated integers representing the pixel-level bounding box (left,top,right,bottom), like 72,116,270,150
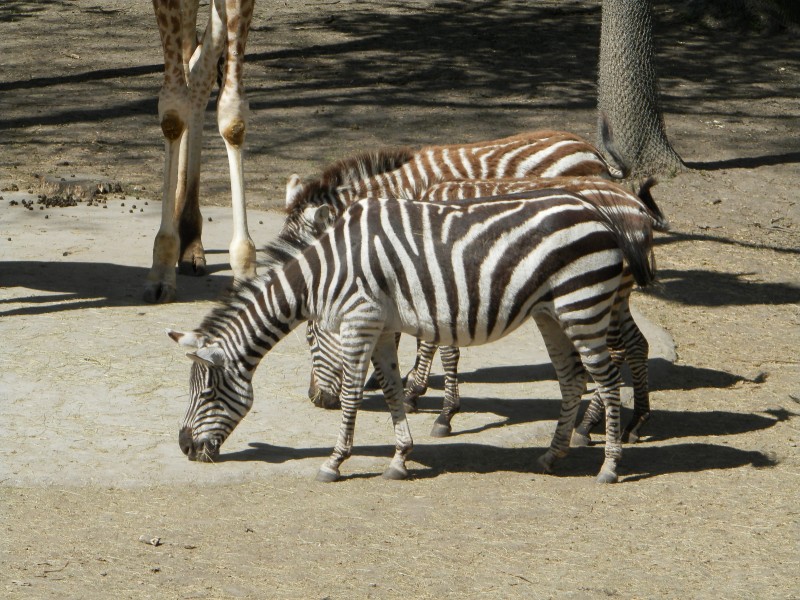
179,427,220,462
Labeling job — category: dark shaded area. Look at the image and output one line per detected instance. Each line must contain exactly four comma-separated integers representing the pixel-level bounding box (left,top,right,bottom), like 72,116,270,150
643,267,800,306
218,438,777,482
0,0,69,23
1,0,797,168
0,260,233,316
686,151,800,171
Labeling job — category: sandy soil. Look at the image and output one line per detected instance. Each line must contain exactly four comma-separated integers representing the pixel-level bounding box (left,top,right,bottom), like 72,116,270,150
1,1,798,598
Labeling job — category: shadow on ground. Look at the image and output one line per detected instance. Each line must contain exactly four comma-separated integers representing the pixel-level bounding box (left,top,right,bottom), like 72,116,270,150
0,260,233,315
217,438,778,483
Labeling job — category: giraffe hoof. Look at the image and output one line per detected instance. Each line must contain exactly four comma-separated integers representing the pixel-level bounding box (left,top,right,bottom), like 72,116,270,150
178,256,207,277
382,465,408,480
315,467,340,482
143,282,176,304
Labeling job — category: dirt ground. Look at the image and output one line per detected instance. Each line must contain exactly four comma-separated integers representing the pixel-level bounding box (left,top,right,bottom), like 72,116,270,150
1,1,799,598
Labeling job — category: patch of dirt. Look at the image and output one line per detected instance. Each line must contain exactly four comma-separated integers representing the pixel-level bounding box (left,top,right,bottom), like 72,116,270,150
1,1,798,598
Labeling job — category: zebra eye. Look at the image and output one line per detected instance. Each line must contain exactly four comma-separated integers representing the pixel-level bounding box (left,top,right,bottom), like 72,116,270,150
199,389,214,401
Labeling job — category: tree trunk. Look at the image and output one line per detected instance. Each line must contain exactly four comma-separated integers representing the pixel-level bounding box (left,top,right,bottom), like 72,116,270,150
597,0,685,177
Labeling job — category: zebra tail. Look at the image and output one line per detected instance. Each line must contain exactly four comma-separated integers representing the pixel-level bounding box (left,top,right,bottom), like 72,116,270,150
590,195,657,289
635,177,670,232
598,111,631,180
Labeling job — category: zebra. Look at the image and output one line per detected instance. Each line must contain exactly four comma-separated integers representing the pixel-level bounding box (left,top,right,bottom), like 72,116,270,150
305,177,665,441
168,189,656,484
281,120,627,245
279,122,627,407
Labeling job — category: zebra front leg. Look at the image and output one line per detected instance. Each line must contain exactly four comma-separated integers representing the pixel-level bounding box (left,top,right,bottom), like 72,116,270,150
371,332,414,479
430,345,461,437
533,315,588,475
404,339,437,412
316,319,380,482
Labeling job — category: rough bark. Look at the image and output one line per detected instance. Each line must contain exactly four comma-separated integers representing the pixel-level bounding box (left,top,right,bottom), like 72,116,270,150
597,0,685,177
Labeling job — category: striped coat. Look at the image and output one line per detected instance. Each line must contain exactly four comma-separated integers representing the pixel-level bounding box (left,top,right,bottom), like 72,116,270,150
169,190,656,483
306,177,664,442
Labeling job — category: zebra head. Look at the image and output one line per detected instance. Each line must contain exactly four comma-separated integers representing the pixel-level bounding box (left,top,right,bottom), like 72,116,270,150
167,329,254,462
305,321,343,409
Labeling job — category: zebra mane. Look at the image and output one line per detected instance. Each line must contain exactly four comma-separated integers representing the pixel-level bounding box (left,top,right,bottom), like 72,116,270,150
197,232,314,337
286,147,415,213
259,229,316,271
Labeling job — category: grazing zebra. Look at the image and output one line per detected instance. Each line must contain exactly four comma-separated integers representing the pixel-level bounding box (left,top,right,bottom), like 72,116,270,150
305,177,665,441
280,123,627,407
168,189,656,483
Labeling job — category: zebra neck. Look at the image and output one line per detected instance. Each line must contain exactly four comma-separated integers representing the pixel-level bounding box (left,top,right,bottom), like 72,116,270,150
205,270,310,372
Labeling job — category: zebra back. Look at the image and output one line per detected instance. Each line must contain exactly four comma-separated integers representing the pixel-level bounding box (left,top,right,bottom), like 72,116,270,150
281,128,625,245
419,176,668,232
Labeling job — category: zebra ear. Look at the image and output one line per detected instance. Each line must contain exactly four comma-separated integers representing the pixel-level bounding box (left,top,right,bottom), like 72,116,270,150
286,174,303,209
166,329,205,348
303,204,332,229
187,344,226,368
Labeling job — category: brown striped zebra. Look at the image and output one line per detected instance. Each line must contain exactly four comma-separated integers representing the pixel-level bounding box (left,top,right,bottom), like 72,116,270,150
281,121,627,245
169,189,656,483
305,177,665,442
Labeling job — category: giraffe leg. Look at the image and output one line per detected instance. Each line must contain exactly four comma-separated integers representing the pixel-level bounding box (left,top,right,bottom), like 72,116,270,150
216,0,256,282
174,0,207,277
147,0,228,301
146,0,192,303
533,315,588,475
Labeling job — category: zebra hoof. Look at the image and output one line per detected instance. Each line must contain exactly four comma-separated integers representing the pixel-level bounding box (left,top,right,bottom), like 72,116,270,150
571,430,591,447
595,469,619,484
536,454,555,474
315,467,340,483
382,465,408,480
430,422,452,438
622,430,640,444
403,395,420,414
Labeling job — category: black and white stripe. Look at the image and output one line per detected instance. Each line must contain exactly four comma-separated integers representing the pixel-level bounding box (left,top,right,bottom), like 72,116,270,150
169,190,656,483
307,177,663,440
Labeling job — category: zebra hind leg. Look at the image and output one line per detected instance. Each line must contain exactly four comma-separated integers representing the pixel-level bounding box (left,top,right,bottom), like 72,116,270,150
370,332,414,479
577,348,624,484
404,339,436,413
618,312,651,443
533,315,588,475
572,346,624,447
430,344,461,437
